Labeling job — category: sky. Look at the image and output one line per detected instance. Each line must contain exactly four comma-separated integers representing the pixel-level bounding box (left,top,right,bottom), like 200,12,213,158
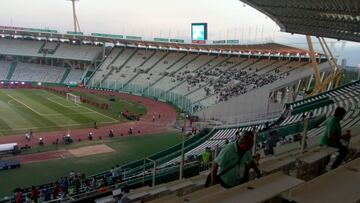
0,0,359,66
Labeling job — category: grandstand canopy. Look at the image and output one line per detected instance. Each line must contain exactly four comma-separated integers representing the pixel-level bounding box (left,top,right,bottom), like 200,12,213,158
241,0,360,42
0,26,311,56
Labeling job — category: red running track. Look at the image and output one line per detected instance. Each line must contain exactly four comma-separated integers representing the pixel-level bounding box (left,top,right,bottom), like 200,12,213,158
0,87,178,149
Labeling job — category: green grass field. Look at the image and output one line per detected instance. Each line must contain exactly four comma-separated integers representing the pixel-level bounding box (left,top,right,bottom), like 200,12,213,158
0,132,182,196
0,89,146,135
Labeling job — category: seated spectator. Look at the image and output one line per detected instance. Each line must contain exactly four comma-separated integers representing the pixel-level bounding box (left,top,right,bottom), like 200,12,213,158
118,186,130,203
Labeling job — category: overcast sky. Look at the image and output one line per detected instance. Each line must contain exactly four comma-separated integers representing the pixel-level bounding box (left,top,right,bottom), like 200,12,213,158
0,0,359,66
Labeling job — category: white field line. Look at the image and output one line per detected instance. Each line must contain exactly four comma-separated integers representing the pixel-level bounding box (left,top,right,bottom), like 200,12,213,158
46,97,76,108
42,112,95,116
50,93,118,122
77,104,118,122
7,100,96,117
0,121,116,132
7,94,44,116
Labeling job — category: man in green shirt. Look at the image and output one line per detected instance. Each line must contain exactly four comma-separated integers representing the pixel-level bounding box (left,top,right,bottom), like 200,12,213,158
210,131,260,188
320,107,349,169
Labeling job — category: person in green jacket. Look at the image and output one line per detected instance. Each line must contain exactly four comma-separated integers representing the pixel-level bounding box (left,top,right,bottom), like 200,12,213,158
320,107,350,169
210,131,261,188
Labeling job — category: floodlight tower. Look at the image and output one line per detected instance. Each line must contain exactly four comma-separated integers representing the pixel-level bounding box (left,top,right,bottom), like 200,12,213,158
68,0,81,32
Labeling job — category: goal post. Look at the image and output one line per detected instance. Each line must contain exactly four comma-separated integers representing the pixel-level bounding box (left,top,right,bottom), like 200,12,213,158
66,93,81,104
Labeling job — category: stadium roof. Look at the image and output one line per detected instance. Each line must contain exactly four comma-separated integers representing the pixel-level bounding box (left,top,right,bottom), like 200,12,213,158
241,0,360,42
0,27,311,56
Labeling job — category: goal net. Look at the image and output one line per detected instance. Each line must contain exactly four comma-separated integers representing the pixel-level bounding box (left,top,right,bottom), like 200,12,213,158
66,93,81,104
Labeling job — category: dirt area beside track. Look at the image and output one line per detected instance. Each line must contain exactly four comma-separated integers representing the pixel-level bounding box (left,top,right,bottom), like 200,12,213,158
68,144,115,157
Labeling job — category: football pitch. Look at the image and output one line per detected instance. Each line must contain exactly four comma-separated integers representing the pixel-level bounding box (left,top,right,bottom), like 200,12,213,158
0,89,124,135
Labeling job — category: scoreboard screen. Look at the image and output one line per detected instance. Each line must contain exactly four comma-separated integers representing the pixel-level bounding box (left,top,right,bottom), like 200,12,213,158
191,23,207,41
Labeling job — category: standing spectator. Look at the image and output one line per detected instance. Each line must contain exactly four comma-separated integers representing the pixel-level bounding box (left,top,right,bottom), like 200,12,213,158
91,177,97,189
320,107,349,169
31,186,39,203
74,175,81,193
53,181,60,199
25,194,31,203
265,131,276,155
94,121,98,129
111,167,117,184
43,187,52,201
235,131,241,141
152,115,155,122
202,147,212,169
209,131,260,188
61,177,69,197
116,164,122,181
69,171,75,179
15,188,22,203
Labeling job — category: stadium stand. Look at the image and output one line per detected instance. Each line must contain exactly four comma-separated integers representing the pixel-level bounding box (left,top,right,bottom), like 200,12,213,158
11,62,66,83
0,32,358,203
0,38,43,57
131,52,187,86
0,60,85,84
63,68,84,84
0,38,102,61
283,158,360,203
88,46,317,112
1,78,359,202
53,43,102,61
92,47,124,81
0,60,11,80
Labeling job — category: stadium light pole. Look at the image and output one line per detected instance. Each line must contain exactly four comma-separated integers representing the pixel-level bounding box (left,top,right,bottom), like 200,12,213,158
67,0,81,32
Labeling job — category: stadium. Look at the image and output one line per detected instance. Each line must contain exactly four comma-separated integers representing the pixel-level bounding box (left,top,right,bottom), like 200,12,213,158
0,0,359,202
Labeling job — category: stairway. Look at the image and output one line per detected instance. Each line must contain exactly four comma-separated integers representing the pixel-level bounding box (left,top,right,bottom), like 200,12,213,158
6,61,17,80
60,68,71,84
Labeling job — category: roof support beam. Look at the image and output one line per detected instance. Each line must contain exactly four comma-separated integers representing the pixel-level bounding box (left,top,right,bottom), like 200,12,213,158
306,35,322,94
